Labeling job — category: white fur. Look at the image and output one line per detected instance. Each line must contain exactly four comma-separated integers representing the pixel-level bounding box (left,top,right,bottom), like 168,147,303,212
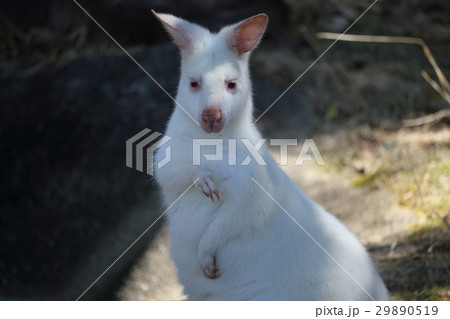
153,11,389,300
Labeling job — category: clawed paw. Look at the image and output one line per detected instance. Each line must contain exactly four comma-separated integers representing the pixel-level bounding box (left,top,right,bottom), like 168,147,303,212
199,251,220,279
195,174,220,203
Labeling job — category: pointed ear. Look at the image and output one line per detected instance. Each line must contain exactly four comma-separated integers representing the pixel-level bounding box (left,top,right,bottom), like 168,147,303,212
152,10,203,55
152,10,191,51
227,13,268,56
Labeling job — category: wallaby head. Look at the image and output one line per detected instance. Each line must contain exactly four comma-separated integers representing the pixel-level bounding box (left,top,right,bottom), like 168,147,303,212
152,10,268,135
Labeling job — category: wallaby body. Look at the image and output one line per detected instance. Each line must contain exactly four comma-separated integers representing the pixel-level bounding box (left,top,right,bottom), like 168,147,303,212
153,11,389,301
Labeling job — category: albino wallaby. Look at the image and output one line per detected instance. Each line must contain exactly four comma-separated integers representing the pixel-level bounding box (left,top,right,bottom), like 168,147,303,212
153,10,389,301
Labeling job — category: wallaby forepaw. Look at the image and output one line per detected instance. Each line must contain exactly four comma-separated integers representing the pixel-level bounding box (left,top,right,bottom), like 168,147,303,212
199,251,220,279
195,174,220,203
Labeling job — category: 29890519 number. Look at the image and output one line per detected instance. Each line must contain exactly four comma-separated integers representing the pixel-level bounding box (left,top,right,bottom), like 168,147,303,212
376,305,438,316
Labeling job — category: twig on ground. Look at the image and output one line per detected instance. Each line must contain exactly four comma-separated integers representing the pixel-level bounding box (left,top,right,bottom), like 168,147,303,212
421,71,450,105
316,33,450,127
402,109,450,127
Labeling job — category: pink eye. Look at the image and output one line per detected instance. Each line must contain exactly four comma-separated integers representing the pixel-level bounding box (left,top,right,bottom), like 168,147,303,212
190,81,199,89
227,81,237,90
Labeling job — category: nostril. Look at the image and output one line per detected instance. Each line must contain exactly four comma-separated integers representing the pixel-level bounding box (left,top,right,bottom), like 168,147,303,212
203,116,218,126
201,108,223,132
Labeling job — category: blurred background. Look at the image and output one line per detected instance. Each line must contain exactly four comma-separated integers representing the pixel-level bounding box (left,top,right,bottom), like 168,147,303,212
0,0,449,300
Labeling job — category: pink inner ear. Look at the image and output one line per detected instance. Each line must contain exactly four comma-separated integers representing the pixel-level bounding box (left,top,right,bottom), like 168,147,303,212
232,15,268,55
167,25,190,50
238,25,265,54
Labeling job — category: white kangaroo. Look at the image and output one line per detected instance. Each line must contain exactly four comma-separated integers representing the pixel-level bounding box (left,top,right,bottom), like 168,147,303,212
153,10,389,300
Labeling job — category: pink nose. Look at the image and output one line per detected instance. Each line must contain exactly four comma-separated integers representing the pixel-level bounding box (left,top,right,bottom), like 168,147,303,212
201,108,223,133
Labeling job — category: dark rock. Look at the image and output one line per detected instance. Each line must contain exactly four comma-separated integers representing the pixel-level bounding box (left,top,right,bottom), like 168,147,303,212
0,43,179,300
